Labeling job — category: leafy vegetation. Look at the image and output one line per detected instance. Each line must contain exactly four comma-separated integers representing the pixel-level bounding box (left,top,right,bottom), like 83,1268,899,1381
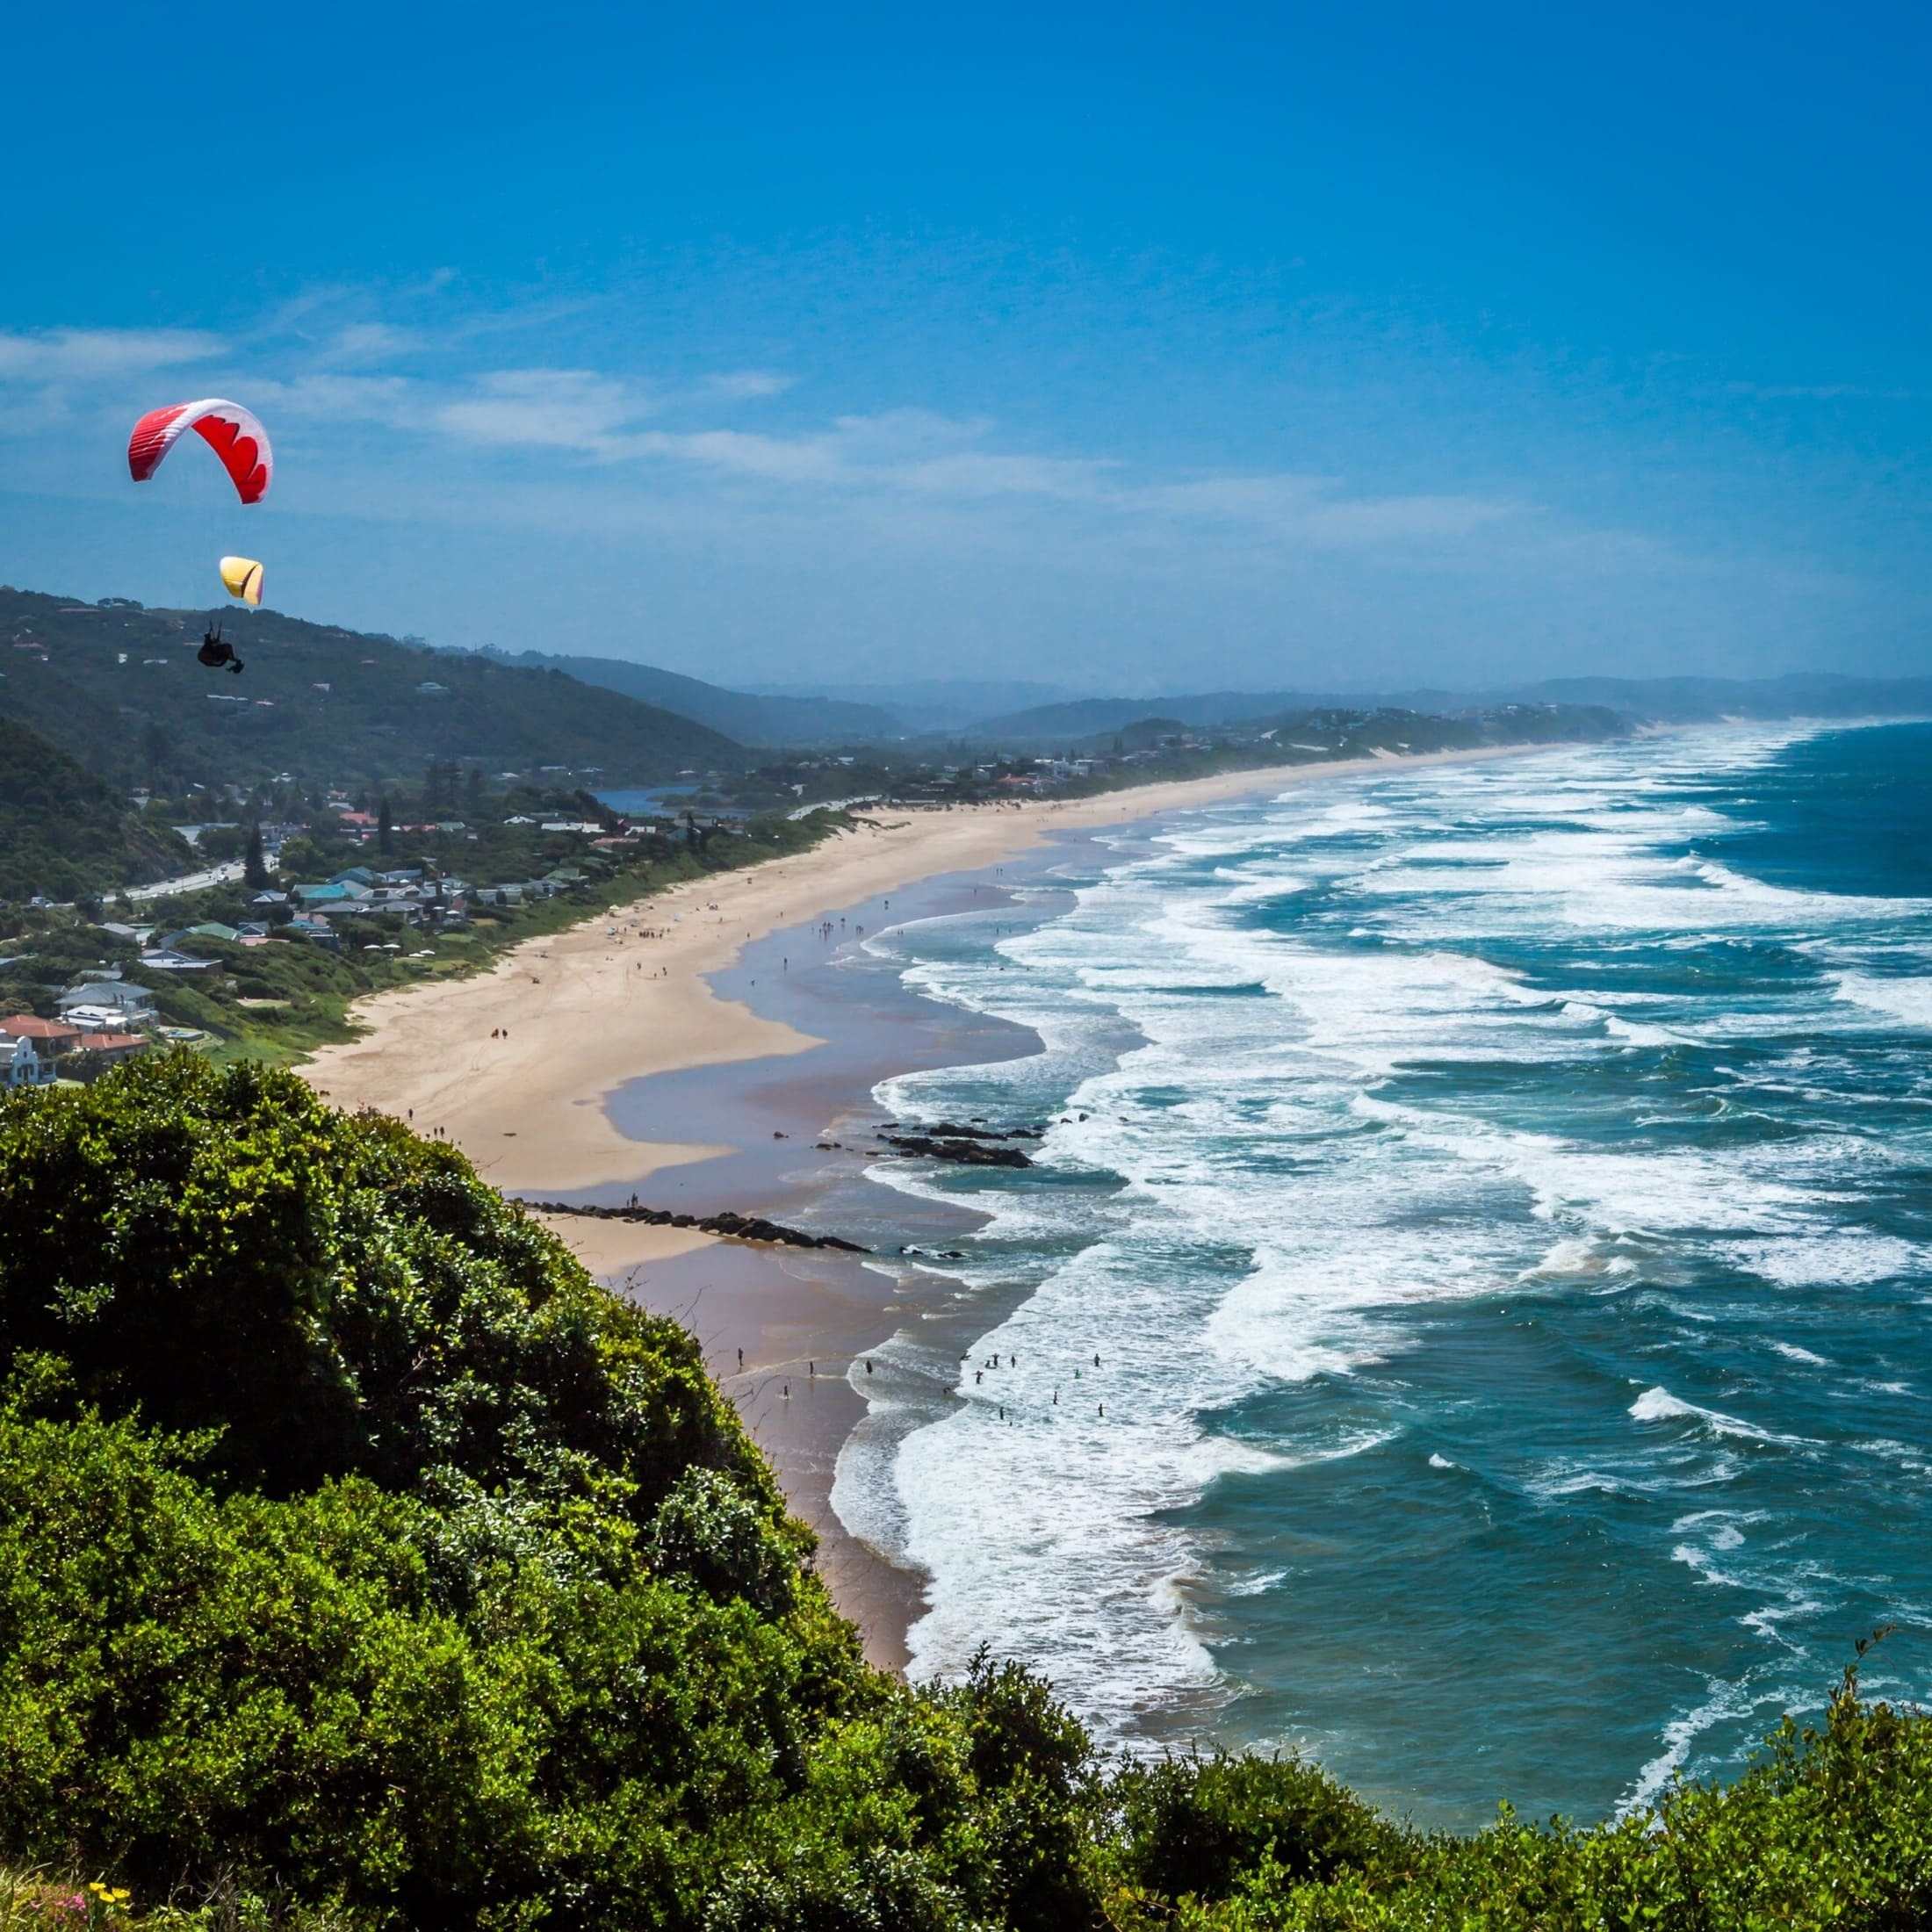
0,1061,1927,1929
0,588,743,793
0,716,191,900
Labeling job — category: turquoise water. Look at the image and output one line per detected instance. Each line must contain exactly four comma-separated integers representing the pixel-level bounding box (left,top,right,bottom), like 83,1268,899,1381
837,723,1932,1827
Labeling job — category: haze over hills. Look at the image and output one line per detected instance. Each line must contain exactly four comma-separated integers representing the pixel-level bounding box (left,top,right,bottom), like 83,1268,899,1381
483,648,902,744
954,673,1932,746
0,589,745,791
746,677,1084,735
9,583,1927,804
464,652,1864,753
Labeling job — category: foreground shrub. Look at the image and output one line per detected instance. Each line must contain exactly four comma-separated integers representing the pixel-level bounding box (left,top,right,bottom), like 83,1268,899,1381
0,1054,763,1523
3,1061,1931,1931
1173,1645,1932,1930
1109,1752,1399,1907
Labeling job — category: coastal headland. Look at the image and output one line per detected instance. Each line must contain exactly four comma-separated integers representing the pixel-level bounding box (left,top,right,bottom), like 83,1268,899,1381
301,744,1544,1660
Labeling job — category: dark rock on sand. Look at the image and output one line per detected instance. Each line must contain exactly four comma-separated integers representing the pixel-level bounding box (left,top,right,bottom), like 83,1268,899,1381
523,1199,869,1252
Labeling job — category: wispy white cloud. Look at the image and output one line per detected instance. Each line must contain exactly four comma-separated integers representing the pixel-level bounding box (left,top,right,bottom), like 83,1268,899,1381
254,372,419,420
607,407,1514,544
1133,473,1515,544
0,327,225,381
436,369,653,451
314,322,424,367
0,305,1532,569
631,425,847,482
616,408,1116,501
701,368,797,400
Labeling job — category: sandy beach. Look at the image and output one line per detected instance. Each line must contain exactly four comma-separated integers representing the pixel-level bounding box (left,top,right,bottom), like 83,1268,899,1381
305,750,1528,1200
302,746,1544,1659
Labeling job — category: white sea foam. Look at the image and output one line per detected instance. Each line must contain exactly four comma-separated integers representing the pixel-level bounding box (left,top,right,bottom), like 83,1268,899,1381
1623,1676,1776,1814
1727,1233,1920,1288
1834,971,1932,1028
838,722,1932,1777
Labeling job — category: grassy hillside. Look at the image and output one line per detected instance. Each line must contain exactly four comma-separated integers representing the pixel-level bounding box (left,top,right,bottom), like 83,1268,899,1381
493,648,905,744
0,1061,1928,1930
0,713,191,901
0,588,745,793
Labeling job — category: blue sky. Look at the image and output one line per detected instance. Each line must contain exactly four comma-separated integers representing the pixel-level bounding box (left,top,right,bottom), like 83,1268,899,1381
5,1,1929,694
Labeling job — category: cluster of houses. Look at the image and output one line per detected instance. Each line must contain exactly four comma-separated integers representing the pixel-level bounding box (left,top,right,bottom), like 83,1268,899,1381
263,866,472,950
3,1002,154,1088
250,865,597,948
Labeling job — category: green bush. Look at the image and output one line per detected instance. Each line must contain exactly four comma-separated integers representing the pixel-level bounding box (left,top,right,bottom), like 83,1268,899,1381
1109,1753,1397,1906
3,1060,1931,1932
0,1056,765,1523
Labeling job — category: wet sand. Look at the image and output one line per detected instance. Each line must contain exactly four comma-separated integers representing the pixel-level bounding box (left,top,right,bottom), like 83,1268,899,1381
595,858,1060,1669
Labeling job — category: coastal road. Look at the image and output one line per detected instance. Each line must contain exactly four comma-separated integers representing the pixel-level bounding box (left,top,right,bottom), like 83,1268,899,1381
126,859,248,900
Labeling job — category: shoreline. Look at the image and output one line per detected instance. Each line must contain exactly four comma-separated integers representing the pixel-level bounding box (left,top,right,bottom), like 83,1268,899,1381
303,748,1537,1199
299,743,1554,1662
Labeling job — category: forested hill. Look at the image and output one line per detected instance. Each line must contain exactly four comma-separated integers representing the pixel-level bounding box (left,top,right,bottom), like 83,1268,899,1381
0,714,192,900
0,588,745,792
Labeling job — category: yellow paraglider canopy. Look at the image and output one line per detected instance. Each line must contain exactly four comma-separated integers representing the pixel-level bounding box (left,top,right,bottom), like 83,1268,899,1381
220,556,264,606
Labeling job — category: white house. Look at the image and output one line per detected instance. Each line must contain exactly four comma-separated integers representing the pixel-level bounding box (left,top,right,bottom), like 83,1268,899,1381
3,1036,54,1087
56,982,158,1024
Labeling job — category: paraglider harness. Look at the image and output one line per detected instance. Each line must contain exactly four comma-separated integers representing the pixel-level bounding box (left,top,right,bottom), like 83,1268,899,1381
198,619,244,674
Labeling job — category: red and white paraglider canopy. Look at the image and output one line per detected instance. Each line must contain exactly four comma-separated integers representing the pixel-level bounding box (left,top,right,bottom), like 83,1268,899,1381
126,399,273,504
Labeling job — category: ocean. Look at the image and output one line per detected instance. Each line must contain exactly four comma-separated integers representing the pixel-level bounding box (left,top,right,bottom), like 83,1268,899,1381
830,721,1932,1827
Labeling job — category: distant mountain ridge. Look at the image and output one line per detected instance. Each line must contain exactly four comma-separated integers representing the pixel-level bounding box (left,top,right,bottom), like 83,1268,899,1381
957,673,1932,744
745,677,1081,735
483,649,905,744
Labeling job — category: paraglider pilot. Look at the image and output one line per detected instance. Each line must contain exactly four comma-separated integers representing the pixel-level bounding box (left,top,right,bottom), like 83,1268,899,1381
198,619,244,674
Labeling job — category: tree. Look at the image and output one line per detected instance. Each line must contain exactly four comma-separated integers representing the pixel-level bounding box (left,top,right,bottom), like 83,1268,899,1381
141,721,171,787
243,822,270,889
378,797,393,854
